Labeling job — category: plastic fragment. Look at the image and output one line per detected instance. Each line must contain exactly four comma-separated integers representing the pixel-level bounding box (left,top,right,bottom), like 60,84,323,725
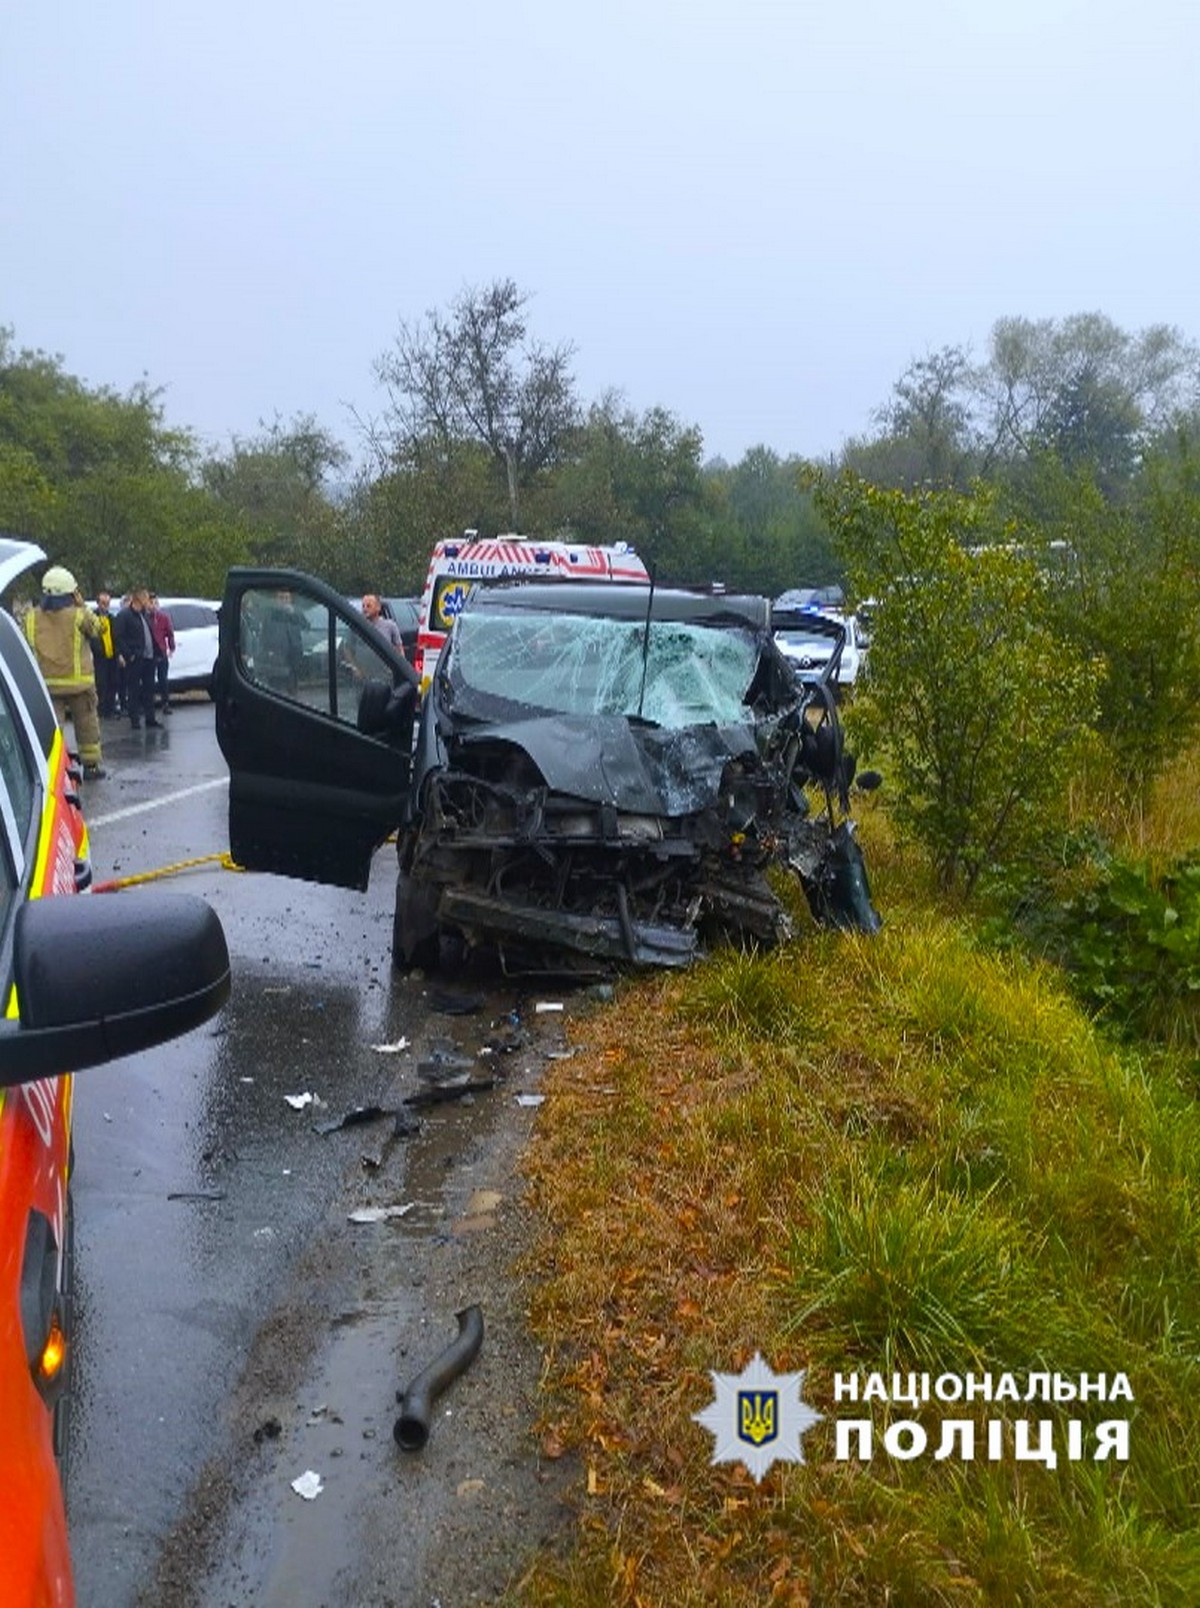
314,1104,388,1136
348,1203,415,1224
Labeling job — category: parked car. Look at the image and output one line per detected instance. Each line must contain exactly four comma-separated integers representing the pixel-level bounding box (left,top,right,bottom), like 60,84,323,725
213,568,881,975
773,607,868,687
0,540,232,1605
155,597,221,695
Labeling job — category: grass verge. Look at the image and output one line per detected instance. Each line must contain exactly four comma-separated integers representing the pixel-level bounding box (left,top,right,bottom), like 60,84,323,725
515,883,1200,1605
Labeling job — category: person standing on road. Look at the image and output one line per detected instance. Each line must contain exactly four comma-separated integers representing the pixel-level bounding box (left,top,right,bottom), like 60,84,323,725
23,565,108,780
90,590,118,717
362,593,406,655
341,593,406,683
148,593,176,714
257,588,305,694
113,589,161,730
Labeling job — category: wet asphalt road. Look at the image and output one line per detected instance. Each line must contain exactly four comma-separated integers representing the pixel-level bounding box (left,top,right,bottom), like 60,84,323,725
63,701,543,1605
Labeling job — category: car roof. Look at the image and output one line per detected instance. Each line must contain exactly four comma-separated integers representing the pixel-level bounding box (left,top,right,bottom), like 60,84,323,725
0,537,47,595
466,581,771,629
772,607,845,639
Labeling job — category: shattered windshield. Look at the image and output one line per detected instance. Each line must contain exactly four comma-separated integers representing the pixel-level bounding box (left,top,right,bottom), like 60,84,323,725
446,609,761,728
774,628,834,658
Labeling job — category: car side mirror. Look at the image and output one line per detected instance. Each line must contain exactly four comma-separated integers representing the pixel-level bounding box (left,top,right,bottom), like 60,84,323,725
357,677,417,745
0,893,231,1088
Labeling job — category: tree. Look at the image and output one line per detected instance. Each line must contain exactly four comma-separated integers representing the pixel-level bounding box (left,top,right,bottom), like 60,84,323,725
1001,446,1200,792
374,280,578,528
716,446,840,594
0,326,230,592
201,414,349,572
546,396,722,581
863,345,978,491
846,316,1200,503
815,472,1098,894
977,313,1199,491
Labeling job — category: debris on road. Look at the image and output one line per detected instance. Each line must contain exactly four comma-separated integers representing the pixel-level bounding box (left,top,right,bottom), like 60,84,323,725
290,1469,324,1500
313,1104,390,1136
514,1094,545,1108
348,1203,415,1224
370,1035,411,1054
394,1305,485,1452
404,1077,495,1108
478,1023,528,1057
427,986,486,1016
361,1108,422,1169
284,1092,316,1111
167,1189,228,1202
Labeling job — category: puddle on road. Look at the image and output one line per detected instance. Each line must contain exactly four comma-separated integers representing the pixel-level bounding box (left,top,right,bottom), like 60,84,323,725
199,1296,410,1606
196,986,571,1607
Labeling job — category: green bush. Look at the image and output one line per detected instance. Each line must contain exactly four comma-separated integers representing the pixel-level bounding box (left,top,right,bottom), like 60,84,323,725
1056,856,1200,1047
814,472,1098,894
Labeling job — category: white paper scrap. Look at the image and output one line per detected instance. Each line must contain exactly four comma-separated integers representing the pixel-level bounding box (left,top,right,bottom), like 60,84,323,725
348,1203,415,1224
291,1469,324,1500
284,1092,314,1111
515,1094,545,1108
534,1002,564,1013
370,1036,411,1053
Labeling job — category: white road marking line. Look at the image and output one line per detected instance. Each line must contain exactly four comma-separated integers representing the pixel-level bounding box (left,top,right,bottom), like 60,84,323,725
88,775,229,828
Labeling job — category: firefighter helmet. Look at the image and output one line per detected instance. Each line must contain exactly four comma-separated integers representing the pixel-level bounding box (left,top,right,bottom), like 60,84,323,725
41,566,78,596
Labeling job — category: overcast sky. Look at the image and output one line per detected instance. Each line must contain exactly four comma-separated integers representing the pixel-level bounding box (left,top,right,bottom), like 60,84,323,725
4,0,1197,467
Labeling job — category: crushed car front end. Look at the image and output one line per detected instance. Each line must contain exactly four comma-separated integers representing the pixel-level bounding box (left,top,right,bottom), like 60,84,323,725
396,583,880,973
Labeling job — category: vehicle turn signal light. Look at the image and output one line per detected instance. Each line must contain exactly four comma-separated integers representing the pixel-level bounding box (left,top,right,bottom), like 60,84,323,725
39,1316,66,1384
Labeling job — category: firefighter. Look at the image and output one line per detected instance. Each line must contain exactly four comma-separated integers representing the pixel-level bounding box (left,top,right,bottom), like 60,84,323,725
23,565,108,779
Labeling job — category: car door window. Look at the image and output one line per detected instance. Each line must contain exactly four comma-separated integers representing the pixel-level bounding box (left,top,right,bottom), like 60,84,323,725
0,693,35,849
237,586,394,729
0,689,36,939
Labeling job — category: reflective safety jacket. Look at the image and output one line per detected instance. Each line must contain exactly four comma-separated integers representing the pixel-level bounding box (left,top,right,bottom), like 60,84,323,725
24,602,100,693
91,611,114,659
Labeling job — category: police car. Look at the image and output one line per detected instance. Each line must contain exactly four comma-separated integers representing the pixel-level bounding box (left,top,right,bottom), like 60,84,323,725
0,539,231,1605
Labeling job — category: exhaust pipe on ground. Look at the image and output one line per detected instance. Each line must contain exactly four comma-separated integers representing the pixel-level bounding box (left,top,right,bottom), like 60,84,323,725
394,1304,485,1451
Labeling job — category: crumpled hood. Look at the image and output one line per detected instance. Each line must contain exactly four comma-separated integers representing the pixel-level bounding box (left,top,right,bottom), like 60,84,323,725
453,713,760,817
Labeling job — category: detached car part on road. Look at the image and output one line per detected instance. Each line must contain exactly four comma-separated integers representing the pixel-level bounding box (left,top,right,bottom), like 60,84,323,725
214,569,880,974
0,538,232,1607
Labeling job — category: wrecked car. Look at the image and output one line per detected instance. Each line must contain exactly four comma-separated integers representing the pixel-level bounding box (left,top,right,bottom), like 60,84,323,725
213,570,880,974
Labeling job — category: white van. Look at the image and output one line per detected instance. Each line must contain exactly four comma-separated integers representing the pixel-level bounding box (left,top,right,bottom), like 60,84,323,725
414,534,650,684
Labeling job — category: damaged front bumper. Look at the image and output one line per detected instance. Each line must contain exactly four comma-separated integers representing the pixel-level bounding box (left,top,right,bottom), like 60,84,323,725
404,762,875,971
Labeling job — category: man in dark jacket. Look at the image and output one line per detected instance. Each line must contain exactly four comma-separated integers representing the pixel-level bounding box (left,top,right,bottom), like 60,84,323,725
113,589,161,729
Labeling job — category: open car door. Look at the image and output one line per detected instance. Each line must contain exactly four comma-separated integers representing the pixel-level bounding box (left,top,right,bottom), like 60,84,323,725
214,569,419,891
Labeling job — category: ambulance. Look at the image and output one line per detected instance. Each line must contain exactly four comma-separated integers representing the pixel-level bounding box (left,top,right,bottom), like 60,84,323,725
413,533,650,685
